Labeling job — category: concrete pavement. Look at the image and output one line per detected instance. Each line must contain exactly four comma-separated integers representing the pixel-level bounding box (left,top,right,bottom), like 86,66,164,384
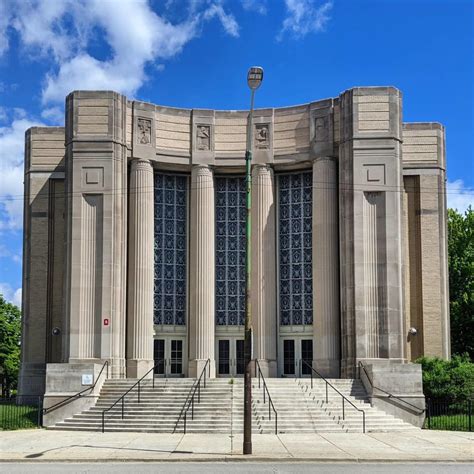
0,429,472,463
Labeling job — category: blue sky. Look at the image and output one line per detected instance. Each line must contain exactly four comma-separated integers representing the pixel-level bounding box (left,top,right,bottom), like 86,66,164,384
0,0,473,306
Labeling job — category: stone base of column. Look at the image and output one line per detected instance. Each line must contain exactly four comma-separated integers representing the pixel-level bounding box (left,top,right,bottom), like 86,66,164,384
313,358,340,378
18,363,46,399
252,359,277,378
126,359,154,379
188,359,216,379
108,357,126,379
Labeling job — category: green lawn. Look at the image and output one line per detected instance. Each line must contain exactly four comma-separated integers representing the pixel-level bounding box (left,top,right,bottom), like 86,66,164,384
425,414,471,432
0,402,40,430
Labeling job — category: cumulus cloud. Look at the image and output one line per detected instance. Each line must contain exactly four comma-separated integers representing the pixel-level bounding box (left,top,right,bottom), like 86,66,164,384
447,179,474,213
3,0,240,104
0,282,22,307
278,0,332,40
0,111,43,230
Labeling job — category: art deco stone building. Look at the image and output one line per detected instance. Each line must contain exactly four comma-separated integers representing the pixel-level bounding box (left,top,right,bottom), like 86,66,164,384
19,87,450,399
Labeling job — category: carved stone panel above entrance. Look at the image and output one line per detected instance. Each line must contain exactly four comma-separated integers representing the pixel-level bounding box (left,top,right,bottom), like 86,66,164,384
137,118,152,145
255,123,270,149
196,125,211,151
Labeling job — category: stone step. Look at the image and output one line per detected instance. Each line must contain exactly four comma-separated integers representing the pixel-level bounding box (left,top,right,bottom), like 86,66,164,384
49,377,419,434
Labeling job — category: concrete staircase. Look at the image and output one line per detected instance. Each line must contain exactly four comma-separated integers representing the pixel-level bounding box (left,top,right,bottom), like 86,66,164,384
48,377,419,433
253,378,419,433
49,378,257,433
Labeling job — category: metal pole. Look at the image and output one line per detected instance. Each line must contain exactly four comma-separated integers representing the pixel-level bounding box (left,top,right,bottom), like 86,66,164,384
243,88,255,456
468,399,472,432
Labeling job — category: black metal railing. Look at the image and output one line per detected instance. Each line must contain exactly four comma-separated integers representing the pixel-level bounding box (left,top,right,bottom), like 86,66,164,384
101,360,164,433
42,360,109,418
300,360,366,433
425,399,472,432
1,396,43,430
174,359,210,434
255,359,278,434
358,361,425,416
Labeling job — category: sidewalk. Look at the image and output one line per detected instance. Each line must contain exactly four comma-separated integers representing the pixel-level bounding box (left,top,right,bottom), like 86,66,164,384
0,429,472,463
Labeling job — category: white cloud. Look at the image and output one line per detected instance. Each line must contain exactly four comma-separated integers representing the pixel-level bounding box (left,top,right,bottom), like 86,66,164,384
0,243,21,264
0,282,22,307
0,1,13,56
41,106,64,125
447,179,474,213
242,0,267,15
203,4,240,37
0,106,8,122
0,113,43,230
278,0,332,40
3,0,240,105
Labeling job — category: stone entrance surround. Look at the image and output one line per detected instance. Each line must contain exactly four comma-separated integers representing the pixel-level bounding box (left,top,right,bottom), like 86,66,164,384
18,87,449,426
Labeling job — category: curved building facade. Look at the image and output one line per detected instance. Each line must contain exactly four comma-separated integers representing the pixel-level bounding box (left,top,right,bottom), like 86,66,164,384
19,87,450,398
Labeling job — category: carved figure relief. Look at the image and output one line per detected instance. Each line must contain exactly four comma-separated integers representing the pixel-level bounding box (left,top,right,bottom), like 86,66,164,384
137,118,152,145
255,124,270,149
196,125,211,151
314,116,329,142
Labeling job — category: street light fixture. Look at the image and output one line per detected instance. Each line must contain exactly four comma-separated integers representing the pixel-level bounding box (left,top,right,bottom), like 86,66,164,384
243,65,264,456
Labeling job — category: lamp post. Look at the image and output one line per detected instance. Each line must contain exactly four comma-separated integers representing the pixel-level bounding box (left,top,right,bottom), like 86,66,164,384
243,66,264,455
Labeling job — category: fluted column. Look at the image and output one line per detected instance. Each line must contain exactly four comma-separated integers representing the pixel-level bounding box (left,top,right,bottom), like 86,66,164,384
126,159,154,378
189,165,216,377
251,165,277,377
313,157,340,377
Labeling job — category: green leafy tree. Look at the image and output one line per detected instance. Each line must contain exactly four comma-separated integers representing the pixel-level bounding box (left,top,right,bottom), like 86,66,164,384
416,354,474,402
448,207,474,358
0,295,21,397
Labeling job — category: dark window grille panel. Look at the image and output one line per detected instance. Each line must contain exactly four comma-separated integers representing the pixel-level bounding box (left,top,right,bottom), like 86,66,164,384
215,177,246,326
279,172,313,326
154,173,187,325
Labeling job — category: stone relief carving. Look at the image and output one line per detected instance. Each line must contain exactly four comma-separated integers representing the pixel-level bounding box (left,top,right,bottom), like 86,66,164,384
137,118,152,145
196,125,211,151
314,116,329,142
255,124,270,149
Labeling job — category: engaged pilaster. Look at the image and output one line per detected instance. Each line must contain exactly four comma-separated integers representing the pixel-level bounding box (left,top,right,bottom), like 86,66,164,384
126,159,154,378
251,164,277,377
188,165,216,377
312,157,340,377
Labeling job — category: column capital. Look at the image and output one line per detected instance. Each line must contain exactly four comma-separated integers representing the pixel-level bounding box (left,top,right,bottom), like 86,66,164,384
191,164,213,177
252,163,273,174
130,158,153,170
312,155,337,164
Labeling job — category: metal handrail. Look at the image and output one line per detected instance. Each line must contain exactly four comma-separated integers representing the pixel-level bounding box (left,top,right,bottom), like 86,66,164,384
255,359,278,434
300,360,366,433
42,360,109,416
175,359,210,434
101,360,164,433
358,361,425,415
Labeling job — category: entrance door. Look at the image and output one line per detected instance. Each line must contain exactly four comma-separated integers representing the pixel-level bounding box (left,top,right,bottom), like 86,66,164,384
217,338,245,377
281,338,313,377
154,338,185,377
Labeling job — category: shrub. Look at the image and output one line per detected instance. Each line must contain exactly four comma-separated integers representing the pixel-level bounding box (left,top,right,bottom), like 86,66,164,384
416,354,474,402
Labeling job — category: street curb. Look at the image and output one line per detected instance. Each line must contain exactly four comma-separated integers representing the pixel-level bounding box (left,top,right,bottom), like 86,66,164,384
1,457,472,463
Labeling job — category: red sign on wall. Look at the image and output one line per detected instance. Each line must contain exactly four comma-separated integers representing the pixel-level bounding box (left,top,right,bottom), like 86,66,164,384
103,318,109,326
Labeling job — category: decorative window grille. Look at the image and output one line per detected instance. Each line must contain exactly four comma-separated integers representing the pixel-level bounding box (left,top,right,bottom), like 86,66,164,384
154,173,187,325
278,172,313,325
215,176,246,326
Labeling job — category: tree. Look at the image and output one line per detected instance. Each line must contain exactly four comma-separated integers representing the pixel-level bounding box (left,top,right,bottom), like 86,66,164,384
448,207,474,358
0,294,21,397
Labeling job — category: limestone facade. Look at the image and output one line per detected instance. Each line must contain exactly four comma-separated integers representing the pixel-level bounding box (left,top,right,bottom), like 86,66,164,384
19,87,449,397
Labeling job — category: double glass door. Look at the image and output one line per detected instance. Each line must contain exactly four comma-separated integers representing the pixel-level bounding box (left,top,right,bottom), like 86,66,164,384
153,338,185,377
217,338,245,377
281,338,313,377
